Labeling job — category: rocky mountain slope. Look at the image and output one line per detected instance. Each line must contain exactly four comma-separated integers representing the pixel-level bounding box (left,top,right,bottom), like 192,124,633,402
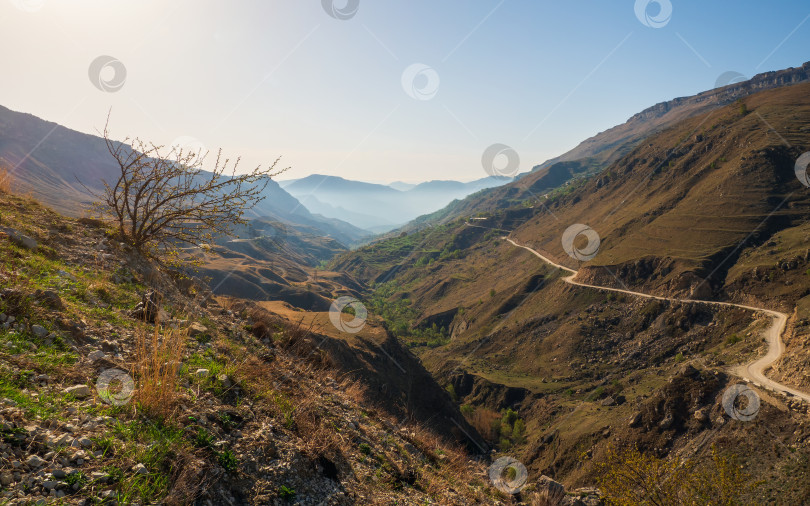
1,190,586,505
328,79,810,502
396,61,810,232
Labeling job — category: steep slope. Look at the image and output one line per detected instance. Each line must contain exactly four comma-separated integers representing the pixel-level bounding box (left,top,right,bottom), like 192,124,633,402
327,81,810,502
0,191,527,505
397,61,810,231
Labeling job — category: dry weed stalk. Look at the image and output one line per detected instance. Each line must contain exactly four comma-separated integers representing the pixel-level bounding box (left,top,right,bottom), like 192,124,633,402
133,319,185,418
0,166,12,193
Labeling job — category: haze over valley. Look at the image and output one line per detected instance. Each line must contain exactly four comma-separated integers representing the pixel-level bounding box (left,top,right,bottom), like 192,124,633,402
2,2,810,505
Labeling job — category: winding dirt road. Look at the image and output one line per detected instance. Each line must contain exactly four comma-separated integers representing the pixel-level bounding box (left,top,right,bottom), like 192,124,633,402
503,237,810,403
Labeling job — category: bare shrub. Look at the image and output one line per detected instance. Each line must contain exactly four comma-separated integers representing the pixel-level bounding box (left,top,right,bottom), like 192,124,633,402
90,117,288,257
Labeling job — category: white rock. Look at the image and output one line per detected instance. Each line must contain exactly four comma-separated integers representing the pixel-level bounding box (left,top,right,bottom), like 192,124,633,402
132,463,148,475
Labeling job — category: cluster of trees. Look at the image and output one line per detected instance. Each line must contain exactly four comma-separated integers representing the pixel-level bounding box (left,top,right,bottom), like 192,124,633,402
366,281,450,347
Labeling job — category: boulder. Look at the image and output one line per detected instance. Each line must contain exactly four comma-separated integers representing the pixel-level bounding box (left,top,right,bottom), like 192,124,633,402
131,290,164,323
1,227,37,250
34,289,64,310
537,474,565,495
31,325,48,338
188,322,208,337
64,385,91,399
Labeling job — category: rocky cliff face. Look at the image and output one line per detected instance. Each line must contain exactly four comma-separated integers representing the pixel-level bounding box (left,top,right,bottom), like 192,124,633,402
534,61,810,171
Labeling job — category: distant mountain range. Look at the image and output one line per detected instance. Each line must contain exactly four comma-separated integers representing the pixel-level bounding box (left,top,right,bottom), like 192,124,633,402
280,174,513,231
0,104,369,248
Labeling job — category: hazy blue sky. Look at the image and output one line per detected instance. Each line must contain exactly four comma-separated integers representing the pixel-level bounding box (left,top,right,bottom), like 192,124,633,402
2,1,809,183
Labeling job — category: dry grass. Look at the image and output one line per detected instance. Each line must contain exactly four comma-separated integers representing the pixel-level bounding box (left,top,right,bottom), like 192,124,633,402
133,321,185,418
467,406,501,441
0,166,11,194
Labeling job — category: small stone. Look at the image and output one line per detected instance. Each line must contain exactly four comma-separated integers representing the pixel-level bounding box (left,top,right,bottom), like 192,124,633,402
64,385,91,398
0,472,12,486
57,270,77,281
87,350,106,362
31,325,48,338
600,396,617,407
195,369,210,378
51,469,67,479
90,471,107,483
77,437,93,447
188,322,208,337
132,463,148,475
26,455,46,468
42,480,57,490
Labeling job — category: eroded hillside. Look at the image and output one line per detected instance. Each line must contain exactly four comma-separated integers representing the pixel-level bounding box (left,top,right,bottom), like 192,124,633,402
330,82,810,503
